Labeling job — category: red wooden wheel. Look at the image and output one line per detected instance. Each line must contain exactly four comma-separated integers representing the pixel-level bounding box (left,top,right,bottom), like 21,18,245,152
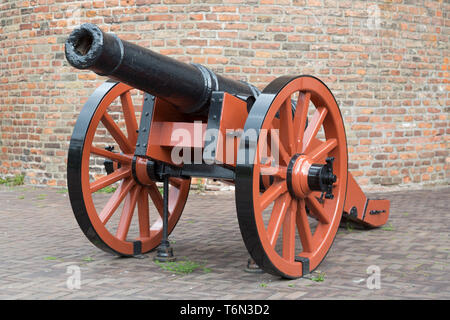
67,81,190,256
235,75,348,278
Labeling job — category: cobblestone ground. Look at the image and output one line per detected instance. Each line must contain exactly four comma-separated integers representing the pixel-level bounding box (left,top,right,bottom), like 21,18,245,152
0,185,448,300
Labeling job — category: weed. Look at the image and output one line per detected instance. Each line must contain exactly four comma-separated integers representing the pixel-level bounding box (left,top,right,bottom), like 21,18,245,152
83,257,94,262
17,195,25,200
13,174,24,186
310,271,326,282
260,283,268,288
346,222,354,233
196,180,206,193
382,222,395,231
0,174,25,187
202,267,212,273
154,259,210,275
44,256,59,261
97,186,117,193
36,194,47,200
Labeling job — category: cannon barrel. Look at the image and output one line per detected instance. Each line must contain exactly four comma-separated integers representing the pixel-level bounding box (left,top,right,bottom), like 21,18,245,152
65,23,256,115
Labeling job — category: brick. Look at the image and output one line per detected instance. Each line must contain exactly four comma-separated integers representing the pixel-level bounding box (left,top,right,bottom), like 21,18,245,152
0,0,447,190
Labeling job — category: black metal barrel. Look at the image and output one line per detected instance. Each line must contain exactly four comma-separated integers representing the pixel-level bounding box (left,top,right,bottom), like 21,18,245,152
65,23,257,115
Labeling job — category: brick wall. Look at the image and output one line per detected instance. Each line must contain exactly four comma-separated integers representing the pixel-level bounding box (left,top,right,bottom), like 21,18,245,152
0,0,448,189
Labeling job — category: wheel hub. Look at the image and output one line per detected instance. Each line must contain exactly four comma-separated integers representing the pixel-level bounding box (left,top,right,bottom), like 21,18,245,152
287,154,337,199
131,156,154,185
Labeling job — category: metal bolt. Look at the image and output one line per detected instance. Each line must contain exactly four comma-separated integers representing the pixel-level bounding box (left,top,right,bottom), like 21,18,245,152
350,206,357,218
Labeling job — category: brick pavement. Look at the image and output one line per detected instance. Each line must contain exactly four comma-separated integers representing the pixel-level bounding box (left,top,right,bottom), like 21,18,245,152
0,185,449,300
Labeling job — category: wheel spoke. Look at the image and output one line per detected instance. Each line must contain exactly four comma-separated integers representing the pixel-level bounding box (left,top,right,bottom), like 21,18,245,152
101,112,134,154
293,92,310,153
302,107,328,153
90,167,131,193
279,97,295,155
259,138,285,179
282,198,297,262
259,180,288,210
137,187,150,238
269,127,291,165
259,142,288,179
169,178,184,189
296,199,313,253
120,91,139,145
99,178,135,225
266,193,290,247
90,146,133,164
116,184,141,241
146,182,164,218
260,163,287,179
257,127,270,164
309,138,337,162
305,194,330,224
260,153,274,167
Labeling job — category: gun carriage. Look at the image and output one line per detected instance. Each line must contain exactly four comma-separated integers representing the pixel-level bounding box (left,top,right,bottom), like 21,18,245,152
65,24,389,278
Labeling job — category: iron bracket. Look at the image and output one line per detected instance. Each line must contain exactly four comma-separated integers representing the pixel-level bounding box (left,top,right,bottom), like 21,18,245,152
147,161,235,182
134,93,155,157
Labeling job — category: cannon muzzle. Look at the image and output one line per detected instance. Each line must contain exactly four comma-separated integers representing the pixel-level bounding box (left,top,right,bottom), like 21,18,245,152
65,23,256,115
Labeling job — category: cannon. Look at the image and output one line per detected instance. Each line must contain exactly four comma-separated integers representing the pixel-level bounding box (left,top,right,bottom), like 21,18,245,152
65,23,390,279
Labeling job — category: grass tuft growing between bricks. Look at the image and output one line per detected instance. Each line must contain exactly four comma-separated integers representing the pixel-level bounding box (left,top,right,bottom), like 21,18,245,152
382,222,395,231
97,185,117,193
44,256,60,261
154,258,211,275
0,174,25,187
309,271,326,283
